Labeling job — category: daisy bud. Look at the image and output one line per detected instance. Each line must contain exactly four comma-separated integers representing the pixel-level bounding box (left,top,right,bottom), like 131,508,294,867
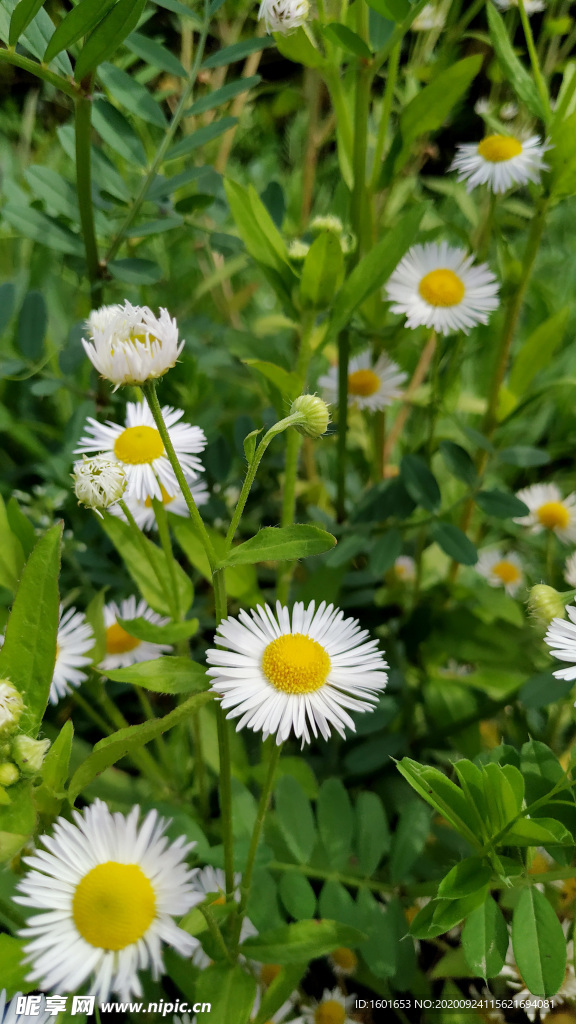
288,239,310,261
528,584,568,631
82,300,184,387
0,680,25,736
310,215,344,235
258,0,310,34
12,735,50,776
0,762,19,787
290,394,330,438
73,455,127,513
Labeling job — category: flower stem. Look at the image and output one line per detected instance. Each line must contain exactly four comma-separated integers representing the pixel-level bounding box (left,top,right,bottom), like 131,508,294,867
152,496,181,621
237,741,282,929
199,902,236,964
88,680,169,788
517,0,551,121
0,49,80,97
75,81,102,306
118,499,174,617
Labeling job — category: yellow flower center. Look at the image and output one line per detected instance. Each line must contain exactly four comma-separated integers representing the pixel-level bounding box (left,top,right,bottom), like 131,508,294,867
404,904,419,925
260,963,282,986
314,1001,346,1024
529,852,550,875
261,633,330,694
537,501,570,531
491,560,521,585
418,268,465,307
105,622,141,655
477,134,523,163
73,862,155,951
348,368,381,397
114,425,164,465
144,483,176,509
559,875,576,911
332,946,358,972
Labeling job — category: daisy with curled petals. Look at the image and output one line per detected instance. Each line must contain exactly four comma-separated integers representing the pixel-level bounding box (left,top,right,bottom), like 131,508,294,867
113,480,209,533
99,596,172,674
0,991,50,1024
292,987,356,1024
475,549,524,596
514,483,576,544
544,600,576,682
82,300,184,388
75,400,206,503
318,349,407,412
385,242,499,336
15,800,202,1003
51,605,94,704
206,601,388,747
450,135,548,194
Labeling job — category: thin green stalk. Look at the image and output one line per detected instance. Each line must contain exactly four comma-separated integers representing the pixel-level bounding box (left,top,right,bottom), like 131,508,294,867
370,40,400,191
336,330,351,523
72,688,114,736
152,496,180,620
0,49,80,97
553,58,576,120
268,859,393,894
199,903,235,964
517,0,552,121
135,685,174,776
75,82,102,305
238,742,282,924
88,682,169,788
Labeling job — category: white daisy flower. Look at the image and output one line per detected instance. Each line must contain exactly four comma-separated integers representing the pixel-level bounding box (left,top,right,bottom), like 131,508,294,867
112,480,209,533
474,97,492,117
385,242,499,336
0,991,50,1024
565,552,576,588
450,135,548,194
328,946,358,977
72,455,127,515
51,605,94,704
258,0,309,34
501,925,575,1021
500,102,519,120
411,3,446,30
15,800,201,1003
544,601,576,681
82,301,184,387
318,349,407,412
392,555,416,582
292,987,357,1024
493,0,545,13
99,596,172,673
514,483,576,544
75,400,206,503
475,549,524,595
206,601,388,747
195,865,241,903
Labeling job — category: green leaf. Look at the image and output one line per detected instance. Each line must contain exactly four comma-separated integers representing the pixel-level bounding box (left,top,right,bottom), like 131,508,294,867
100,513,193,616
279,872,317,919
219,525,336,567
509,309,570,396
74,0,147,80
116,617,198,644
0,934,31,998
274,775,316,863
365,0,409,19
0,281,16,335
475,489,529,518
356,791,390,876
186,75,261,116
252,964,308,1024
512,888,566,997
389,800,431,884
317,778,353,870
482,762,524,835
396,758,480,846
243,360,301,400
41,719,73,793
243,428,261,463
6,497,35,560
462,896,508,979
369,529,402,575
299,231,345,310
171,518,262,604
84,588,106,667
108,259,163,285
0,493,24,589
330,205,423,338
357,890,397,979
520,739,568,803
125,29,187,77
194,964,257,1024
439,440,477,487
43,0,116,62
497,446,550,467
0,779,37,860
68,689,214,802
400,56,482,150
202,37,275,69
401,454,440,511
98,62,167,127
103,656,208,694
9,0,46,45
92,98,146,165
501,817,573,847
126,217,184,237
487,4,546,121
438,857,492,899
240,919,366,964
224,179,294,277
432,889,489,934
322,22,372,57
0,524,61,738
2,204,83,255
432,523,477,565
548,110,576,196
274,26,324,69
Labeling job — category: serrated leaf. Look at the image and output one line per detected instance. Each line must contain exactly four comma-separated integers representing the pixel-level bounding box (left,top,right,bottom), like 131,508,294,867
219,525,336,567
103,656,208,694
501,817,573,847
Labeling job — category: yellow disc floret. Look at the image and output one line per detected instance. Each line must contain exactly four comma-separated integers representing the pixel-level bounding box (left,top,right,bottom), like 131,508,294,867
491,560,521,585
105,623,141,655
314,1001,346,1024
331,946,358,973
261,633,330,694
348,368,381,397
537,501,570,531
114,426,164,465
418,269,465,307
477,134,523,163
144,483,176,509
260,963,282,986
73,862,155,950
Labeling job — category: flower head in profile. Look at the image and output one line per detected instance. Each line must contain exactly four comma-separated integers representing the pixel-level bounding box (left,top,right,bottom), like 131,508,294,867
451,135,548,193
328,946,358,977
493,0,545,12
385,242,499,335
0,679,24,735
206,601,388,747
75,400,206,503
411,3,446,30
73,455,126,515
319,349,407,412
15,800,202,1003
293,987,357,1024
112,480,209,532
82,301,184,387
392,556,417,583
544,600,576,682
98,596,172,673
476,549,524,595
0,991,50,1024
290,394,330,438
258,0,309,34
514,484,576,544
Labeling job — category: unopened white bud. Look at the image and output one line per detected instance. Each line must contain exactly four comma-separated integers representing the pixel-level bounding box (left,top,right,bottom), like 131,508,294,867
73,455,127,513
288,239,310,261
12,735,50,775
290,394,330,438
0,762,19,787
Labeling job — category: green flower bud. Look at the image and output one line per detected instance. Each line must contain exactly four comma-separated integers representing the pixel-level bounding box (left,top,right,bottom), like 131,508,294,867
0,762,19,787
290,394,330,438
11,735,50,776
0,679,25,736
528,585,568,632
